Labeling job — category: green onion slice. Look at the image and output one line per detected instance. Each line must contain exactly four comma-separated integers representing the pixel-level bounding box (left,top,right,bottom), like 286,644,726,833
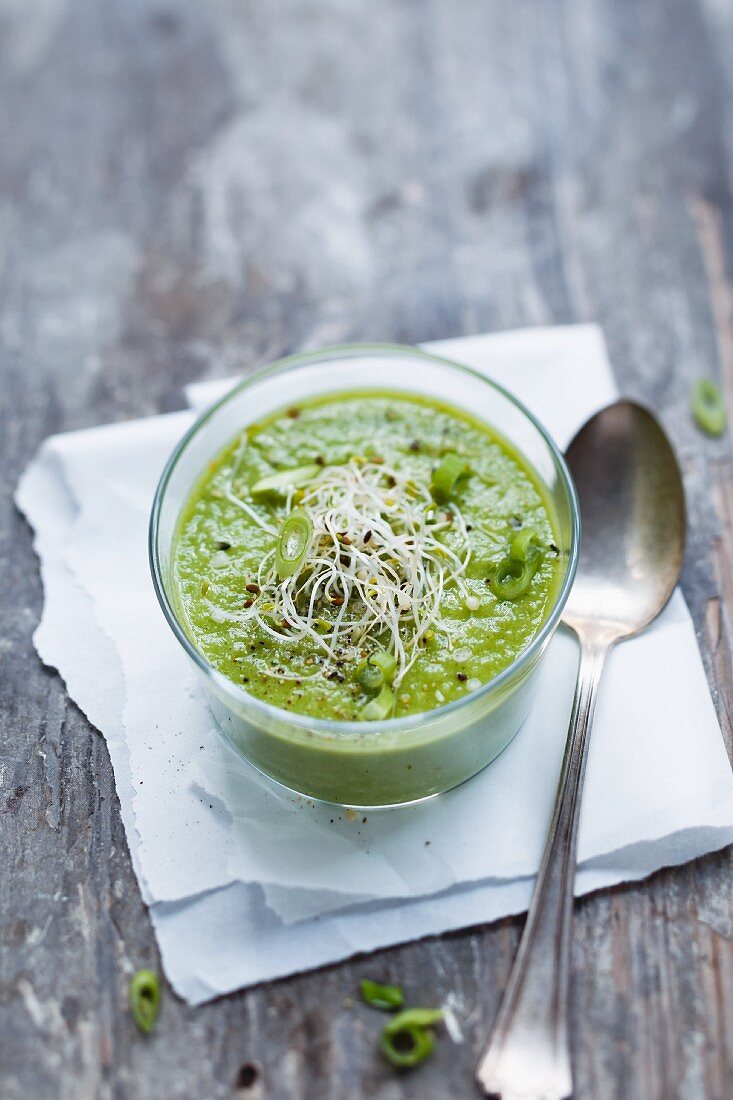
251,464,321,496
488,555,537,600
360,685,394,720
509,527,543,563
431,453,470,501
367,649,397,679
692,379,726,437
360,978,404,1011
129,969,159,1034
275,511,313,579
380,1008,444,1069
355,649,398,696
355,660,384,696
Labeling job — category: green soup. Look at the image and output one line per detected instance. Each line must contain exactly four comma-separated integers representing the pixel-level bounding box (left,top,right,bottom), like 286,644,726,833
172,392,562,723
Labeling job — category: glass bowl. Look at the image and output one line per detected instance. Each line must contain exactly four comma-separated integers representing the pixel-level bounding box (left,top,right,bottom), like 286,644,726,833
150,344,580,808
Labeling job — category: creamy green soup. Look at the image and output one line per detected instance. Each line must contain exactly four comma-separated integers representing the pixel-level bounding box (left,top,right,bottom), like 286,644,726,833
172,392,562,721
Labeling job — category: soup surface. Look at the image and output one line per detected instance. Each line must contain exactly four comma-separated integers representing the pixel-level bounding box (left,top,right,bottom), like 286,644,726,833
173,392,562,721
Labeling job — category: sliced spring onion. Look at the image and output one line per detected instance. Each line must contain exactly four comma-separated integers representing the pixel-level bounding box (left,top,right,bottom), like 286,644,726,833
360,685,394,720
509,527,543,563
275,511,313,579
355,660,384,696
488,527,545,599
360,978,404,1011
692,379,727,437
431,453,470,501
367,649,397,679
488,555,537,600
129,969,159,1034
251,464,321,496
380,1008,444,1069
381,1023,434,1068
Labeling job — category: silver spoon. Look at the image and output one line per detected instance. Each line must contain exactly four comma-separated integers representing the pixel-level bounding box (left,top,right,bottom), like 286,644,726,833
476,401,686,1100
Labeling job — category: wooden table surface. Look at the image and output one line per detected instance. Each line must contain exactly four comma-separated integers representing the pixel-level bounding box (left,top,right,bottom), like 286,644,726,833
2,1,733,1097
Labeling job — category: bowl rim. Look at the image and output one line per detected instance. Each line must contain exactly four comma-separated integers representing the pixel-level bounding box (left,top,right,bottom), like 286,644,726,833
149,341,581,737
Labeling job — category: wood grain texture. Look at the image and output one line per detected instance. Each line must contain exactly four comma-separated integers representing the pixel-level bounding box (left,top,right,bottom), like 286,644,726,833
1,1,732,1097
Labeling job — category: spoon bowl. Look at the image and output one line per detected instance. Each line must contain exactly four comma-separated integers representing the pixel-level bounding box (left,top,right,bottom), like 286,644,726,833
564,401,686,641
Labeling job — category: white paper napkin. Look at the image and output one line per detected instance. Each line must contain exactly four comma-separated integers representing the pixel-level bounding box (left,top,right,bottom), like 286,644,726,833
17,325,733,1004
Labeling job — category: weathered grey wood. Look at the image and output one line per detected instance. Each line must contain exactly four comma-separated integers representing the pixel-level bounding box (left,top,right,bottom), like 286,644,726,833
1,0,732,1097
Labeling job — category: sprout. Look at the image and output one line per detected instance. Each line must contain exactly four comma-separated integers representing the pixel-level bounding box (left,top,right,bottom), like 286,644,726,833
225,459,472,688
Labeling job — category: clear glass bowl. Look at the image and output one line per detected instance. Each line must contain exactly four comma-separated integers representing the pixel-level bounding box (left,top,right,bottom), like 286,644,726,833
150,344,580,808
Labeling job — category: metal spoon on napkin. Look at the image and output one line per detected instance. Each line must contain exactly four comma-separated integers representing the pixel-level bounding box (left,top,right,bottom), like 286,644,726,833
476,401,686,1100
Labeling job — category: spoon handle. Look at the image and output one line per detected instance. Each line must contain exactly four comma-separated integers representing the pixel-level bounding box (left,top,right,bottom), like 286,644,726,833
475,637,609,1100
